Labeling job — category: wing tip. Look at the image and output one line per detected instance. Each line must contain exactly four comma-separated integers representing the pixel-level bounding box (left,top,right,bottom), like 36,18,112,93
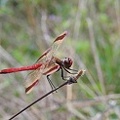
25,79,39,94
54,31,68,42
63,31,68,35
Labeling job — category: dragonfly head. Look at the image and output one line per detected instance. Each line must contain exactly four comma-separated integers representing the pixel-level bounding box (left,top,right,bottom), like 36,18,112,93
63,57,73,68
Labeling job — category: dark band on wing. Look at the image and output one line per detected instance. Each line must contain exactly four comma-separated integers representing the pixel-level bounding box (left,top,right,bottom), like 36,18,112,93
43,65,60,75
36,48,51,62
54,31,67,42
25,79,39,94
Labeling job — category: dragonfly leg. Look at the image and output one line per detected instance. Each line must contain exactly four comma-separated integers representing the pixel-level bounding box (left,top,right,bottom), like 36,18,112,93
63,67,78,74
68,68,78,72
60,68,70,80
47,75,56,90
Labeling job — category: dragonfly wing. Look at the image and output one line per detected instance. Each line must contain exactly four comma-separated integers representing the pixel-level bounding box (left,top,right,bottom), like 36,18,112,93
43,64,60,75
25,31,67,94
53,31,68,43
36,31,67,63
36,48,52,63
25,48,52,94
25,63,60,94
50,31,68,57
25,65,45,94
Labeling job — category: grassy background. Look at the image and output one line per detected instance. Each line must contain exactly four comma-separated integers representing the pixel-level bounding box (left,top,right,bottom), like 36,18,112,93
0,0,120,119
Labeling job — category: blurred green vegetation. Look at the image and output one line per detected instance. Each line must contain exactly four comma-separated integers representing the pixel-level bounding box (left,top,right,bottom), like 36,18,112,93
0,0,120,119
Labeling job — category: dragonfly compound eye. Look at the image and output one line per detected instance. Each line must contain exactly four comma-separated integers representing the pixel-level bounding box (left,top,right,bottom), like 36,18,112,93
63,58,73,68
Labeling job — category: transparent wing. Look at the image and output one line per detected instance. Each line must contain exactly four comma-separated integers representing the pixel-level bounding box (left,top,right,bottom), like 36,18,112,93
25,48,51,94
37,31,68,63
25,61,60,94
49,31,68,58
25,65,45,94
25,31,67,94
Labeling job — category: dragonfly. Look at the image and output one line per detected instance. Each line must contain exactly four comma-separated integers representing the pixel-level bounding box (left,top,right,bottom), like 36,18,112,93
0,31,77,94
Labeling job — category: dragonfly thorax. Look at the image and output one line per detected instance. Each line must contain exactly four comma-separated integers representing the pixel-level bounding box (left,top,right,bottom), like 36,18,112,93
62,57,73,68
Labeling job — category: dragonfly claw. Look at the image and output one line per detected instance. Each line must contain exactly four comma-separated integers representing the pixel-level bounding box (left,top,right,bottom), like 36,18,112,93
67,77,77,84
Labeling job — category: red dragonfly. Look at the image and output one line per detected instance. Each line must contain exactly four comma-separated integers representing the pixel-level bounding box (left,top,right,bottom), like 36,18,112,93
0,31,77,94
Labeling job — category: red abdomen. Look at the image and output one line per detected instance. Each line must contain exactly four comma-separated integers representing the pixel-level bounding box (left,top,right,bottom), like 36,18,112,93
0,63,42,74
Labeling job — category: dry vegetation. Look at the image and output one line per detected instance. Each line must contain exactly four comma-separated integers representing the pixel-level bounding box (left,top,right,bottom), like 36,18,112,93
0,0,120,120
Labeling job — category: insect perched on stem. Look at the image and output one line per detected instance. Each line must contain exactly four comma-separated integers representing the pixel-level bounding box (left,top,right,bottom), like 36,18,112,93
0,31,78,94
8,69,85,120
